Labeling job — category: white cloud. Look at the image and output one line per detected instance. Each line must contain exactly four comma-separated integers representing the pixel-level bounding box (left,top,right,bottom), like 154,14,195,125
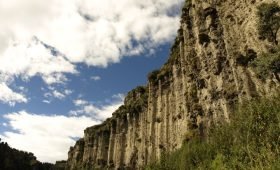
64,89,73,95
44,89,73,101
0,0,183,106
42,73,68,85
53,91,65,100
53,90,66,100
90,76,101,81
70,101,123,120
73,99,88,106
71,94,124,120
112,93,125,100
0,39,76,105
83,103,122,120
17,86,28,93
0,0,183,67
0,111,100,163
43,92,52,98
42,100,51,104
0,83,27,106
0,39,77,83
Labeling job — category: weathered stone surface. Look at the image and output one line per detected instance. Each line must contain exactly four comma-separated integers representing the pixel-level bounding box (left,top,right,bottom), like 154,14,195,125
66,0,280,169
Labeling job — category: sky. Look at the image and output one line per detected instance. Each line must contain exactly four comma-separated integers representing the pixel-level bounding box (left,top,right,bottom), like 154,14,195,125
0,0,184,163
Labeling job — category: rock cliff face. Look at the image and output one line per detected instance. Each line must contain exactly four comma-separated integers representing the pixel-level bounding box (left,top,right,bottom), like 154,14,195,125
66,0,280,169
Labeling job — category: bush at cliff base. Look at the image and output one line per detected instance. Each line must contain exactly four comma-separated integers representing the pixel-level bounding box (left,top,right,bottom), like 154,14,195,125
146,95,280,170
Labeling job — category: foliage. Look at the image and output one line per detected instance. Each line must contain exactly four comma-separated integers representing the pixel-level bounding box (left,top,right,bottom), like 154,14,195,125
236,49,257,66
145,95,280,170
257,2,280,45
250,47,280,80
0,139,55,170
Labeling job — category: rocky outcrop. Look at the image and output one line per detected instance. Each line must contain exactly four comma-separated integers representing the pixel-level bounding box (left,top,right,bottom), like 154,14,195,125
66,0,280,169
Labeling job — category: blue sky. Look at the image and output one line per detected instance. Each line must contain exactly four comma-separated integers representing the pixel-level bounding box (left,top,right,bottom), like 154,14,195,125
0,44,170,120
0,0,183,163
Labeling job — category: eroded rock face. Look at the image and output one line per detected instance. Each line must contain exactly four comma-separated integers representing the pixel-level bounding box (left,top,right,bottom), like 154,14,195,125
66,0,280,169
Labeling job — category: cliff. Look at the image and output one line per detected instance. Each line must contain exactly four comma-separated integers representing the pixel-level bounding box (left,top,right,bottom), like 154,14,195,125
66,0,280,169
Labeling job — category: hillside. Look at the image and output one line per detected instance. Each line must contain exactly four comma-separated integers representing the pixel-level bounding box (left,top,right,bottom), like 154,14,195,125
66,0,280,169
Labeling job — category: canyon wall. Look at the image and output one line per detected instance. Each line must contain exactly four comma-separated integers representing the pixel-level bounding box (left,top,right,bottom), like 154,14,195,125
66,0,280,169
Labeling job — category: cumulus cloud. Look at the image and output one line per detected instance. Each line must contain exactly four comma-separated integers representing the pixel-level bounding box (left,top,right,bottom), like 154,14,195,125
82,102,122,120
0,0,183,105
0,39,76,105
0,83,27,106
0,0,184,66
70,94,124,120
0,111,100,163
0,39,77,83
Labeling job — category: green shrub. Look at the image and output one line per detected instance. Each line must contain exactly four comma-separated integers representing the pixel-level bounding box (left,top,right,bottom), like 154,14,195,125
250,48,280,80
210,154,227,170
257,2,280,45
145,95,280,170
